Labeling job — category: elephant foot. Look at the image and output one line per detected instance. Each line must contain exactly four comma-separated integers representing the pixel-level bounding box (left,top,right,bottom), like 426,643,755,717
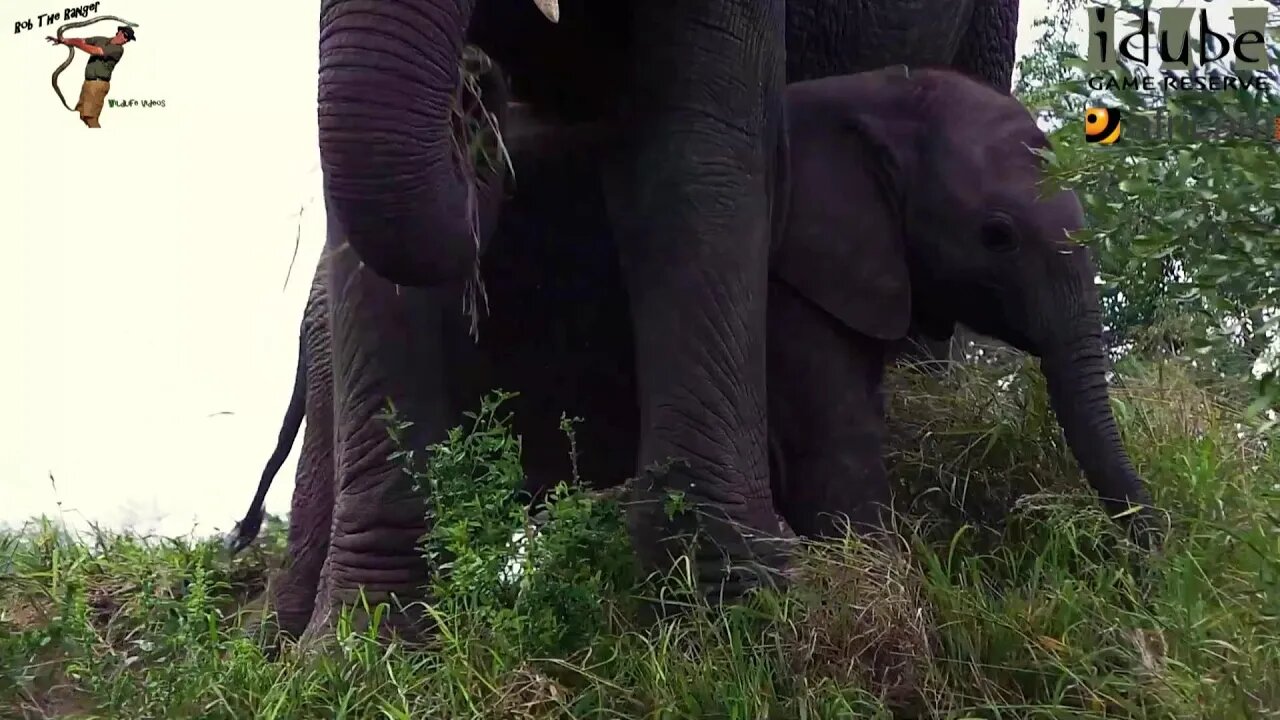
296,549,434,646
269,608,316,645
243,610,290,661
313,501,435,644
261,568,322,642
622,469,799,604
299,589,435,649
232,588,310,661
233,584,320,660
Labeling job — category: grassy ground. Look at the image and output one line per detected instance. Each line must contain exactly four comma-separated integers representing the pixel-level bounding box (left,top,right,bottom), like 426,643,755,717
2,357,1277,719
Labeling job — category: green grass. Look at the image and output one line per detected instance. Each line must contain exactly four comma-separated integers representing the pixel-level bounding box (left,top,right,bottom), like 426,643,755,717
3,357,1278,719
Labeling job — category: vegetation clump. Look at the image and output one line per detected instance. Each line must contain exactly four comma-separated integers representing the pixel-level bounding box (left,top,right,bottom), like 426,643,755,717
4,357,1277,719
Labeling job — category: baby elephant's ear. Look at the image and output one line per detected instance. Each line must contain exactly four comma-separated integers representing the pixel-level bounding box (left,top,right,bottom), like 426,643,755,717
773,70,924,341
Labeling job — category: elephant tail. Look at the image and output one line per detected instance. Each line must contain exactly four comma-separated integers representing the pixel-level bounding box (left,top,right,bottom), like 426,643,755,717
225,324,308,555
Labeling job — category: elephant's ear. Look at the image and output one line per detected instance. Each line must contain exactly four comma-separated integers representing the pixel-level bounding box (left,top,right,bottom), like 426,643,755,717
773,67,925,342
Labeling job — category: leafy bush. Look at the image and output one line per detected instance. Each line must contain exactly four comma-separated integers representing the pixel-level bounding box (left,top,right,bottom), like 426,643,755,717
1016,0,1280,419
385,392,640,660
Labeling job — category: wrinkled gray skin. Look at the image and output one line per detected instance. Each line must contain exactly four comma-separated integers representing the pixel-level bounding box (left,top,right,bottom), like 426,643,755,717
231,67,1158,642
311,0,1024,636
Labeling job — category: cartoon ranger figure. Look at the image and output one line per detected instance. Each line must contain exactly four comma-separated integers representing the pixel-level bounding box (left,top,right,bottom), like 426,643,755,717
46,25,135,128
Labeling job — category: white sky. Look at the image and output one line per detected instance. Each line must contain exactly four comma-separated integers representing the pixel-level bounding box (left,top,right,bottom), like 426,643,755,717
0,0,1264,539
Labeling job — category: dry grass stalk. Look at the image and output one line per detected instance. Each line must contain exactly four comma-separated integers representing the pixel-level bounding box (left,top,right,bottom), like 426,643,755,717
453,45,514,341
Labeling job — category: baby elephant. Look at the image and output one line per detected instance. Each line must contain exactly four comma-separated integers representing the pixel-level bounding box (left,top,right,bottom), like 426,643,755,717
761,67,1159,543
769,66,1154,545
230,66,1158,634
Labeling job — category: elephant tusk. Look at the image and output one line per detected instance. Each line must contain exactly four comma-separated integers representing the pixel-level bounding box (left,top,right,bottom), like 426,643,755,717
532,0,559,23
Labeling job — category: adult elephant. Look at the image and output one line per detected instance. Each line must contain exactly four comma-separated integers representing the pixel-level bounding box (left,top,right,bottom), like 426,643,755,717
311,0,1021,635
235,65,1161,642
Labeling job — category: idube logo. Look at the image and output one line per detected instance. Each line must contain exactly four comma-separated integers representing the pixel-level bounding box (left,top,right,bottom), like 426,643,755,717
1084,4,1272,92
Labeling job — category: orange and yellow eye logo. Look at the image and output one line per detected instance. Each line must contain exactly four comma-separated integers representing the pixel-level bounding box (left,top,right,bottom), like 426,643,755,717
1084,107,1122,145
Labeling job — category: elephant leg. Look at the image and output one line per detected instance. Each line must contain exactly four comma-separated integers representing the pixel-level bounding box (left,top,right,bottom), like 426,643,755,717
600,0,791,597
767,282,891,539
951,0,1021,93
303,223,457,641
474,114,638,499
270,262,337,640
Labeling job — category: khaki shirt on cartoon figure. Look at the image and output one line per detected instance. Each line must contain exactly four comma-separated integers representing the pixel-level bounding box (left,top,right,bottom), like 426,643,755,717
46,25,135,128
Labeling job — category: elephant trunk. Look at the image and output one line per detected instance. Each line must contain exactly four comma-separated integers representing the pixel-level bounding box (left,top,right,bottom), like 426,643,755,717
1040,308,1159,550
317,0,504,287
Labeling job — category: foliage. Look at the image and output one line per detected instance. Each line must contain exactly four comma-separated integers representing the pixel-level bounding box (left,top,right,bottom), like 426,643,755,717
386,392,641,659
1013,0,1087,120
4,364,1279,718
1011,0,1280,420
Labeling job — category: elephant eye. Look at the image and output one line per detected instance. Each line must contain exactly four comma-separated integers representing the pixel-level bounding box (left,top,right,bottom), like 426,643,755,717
980,217,1020,254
